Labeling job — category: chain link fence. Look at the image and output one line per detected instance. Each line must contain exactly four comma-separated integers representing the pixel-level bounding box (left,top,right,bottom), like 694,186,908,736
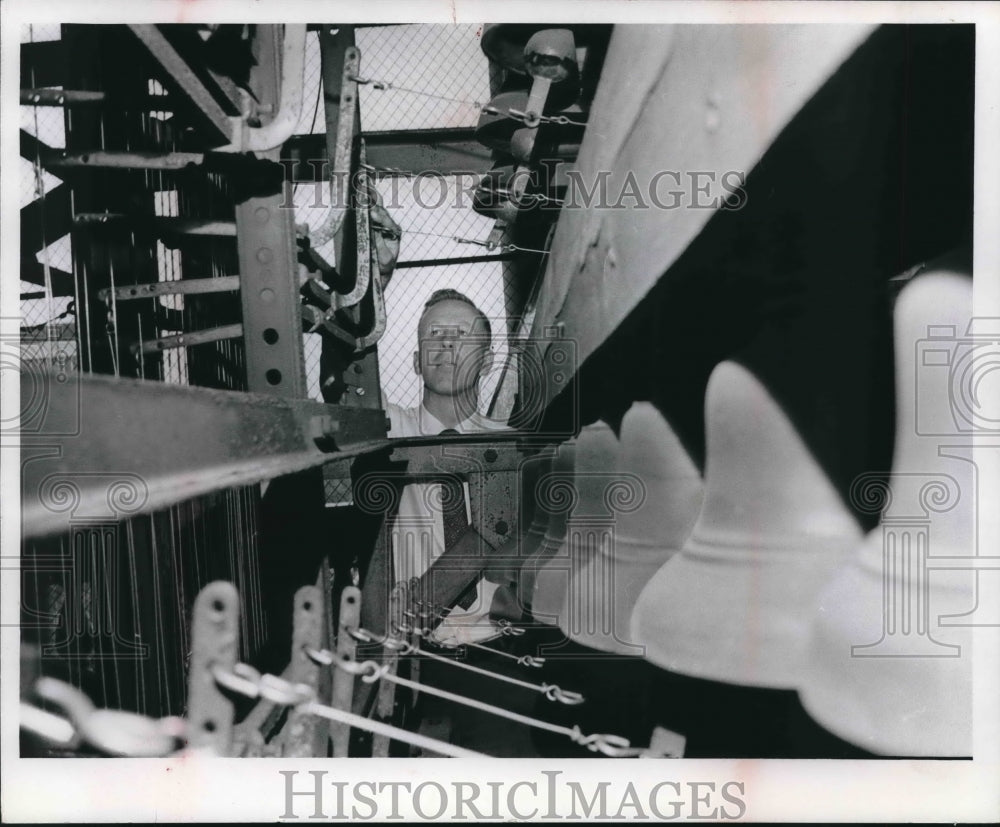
298,24,514,413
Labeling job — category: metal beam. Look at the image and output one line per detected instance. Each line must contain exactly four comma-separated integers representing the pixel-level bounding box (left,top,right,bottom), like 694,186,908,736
234,25,307,399
129,24,236,146
283,129,494,179
20,371,392,539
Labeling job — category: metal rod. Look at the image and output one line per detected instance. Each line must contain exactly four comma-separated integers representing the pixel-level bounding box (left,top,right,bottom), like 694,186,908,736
46,150,205,171
395,254,516,269
131,323,243,355
20,89,107,106
300,702,484,759
75,213,237,237
99,276,240,302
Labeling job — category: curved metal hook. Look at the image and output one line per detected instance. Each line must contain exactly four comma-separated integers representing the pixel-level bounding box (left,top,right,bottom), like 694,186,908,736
258,674,315,706
498,620,526,637
211,662,263,699
34,677,183,757
543,683,586,705
570,727,635,756
303,645,335,666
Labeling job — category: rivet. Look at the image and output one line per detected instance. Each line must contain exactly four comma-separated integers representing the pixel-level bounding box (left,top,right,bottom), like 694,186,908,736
256,247,274,264
260,288,275,303
254,207,270,224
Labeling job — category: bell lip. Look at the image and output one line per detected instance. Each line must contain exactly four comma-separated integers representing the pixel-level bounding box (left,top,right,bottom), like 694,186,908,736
794,533,975,757
796,664,973,758
558,546,679,656
628,537,856,690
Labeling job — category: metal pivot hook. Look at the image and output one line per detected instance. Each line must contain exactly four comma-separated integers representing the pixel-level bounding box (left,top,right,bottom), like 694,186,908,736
33,677,185,757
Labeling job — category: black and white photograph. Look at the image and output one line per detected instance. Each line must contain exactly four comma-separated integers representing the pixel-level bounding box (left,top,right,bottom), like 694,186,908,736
2,1,998,822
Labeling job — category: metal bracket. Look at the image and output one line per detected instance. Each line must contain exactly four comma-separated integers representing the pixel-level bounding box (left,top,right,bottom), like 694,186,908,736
335,141,373,310
330,586,361,757
220,25,308,153
186,581,240,755
280,586,329,757
372,584,404,757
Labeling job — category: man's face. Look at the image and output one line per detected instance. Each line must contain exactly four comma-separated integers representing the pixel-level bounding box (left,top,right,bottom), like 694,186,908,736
414,299,493,396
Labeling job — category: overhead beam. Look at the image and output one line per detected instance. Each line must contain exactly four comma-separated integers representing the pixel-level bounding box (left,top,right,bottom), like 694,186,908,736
20,371,392,539
282,128,493,179
129,24,235,146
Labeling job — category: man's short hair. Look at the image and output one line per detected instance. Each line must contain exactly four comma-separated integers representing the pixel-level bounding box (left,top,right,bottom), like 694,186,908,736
421,289,492,339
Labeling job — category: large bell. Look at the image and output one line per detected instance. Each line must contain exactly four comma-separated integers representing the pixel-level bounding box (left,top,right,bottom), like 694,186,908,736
633,360,862,688
530,421,618,625
799,262,977,756
517,440,576,614
562,403,703,655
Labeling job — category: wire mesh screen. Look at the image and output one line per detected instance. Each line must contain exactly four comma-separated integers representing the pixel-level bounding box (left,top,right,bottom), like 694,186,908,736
356,25,491,131
298,24,514,412
374,175,509,411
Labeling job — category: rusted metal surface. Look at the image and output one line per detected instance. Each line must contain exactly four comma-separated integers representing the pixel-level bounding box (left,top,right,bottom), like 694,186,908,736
131,323,243,356
20,371,391,538
330,586,361,757
186,582,240,755
280,586,329,757
353,441,526,618
333,141,372,310
99,275,241,302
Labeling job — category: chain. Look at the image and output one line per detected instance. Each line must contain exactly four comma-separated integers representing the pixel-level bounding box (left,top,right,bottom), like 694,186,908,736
24,677,185,757
348,74,588,127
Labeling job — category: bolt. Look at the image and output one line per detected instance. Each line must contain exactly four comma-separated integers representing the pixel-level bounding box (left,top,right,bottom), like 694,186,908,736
494,520,509,536
355,387,365,396
484,449,498,463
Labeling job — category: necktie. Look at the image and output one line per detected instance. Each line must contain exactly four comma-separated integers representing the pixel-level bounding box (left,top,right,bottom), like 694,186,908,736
439,428,476,610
